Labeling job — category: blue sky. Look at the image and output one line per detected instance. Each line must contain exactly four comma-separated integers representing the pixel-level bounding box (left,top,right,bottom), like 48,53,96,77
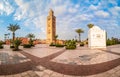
0,0,120,41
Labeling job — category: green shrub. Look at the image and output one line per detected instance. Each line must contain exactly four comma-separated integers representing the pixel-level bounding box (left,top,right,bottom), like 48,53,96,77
106,38,120,46
80,42,84,46
29,40,35,46
31,44,35,47
23,44,31,48
13,38,22,51
0,41,3,46
10,46,15,48
0,45,3,49
49,43,56,46
66,45,76,49
0,41,3,49
56,44,64,47
65,40,76,49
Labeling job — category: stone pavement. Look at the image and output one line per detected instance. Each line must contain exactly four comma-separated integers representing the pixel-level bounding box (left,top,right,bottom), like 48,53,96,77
0,65,120,77
0,51,30,65
0,44,120,77
0,70,39,77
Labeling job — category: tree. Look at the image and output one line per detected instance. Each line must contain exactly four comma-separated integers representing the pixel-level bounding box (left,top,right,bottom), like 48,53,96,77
4,34,8,42
7,24,20,42
13,38,22,51
0,41,4,49
4,33,10,42
87,23,94,29
75,29,84,42
27,33,35,46
55,35,58,44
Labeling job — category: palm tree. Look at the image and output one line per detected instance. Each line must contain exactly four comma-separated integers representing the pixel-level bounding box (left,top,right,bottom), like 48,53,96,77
7,24,20,41
27,33,35,46
55,35,58,44
13,38,21,51
75,29,84,42
87,23,94,29
27,33,35,40
4,34,8,42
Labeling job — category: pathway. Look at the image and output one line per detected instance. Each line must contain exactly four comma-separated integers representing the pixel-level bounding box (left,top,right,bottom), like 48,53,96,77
0,45,120,76
20,49,120,76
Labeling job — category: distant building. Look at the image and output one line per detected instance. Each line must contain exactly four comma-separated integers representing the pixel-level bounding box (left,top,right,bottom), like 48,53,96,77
46,9,56,44
6,40,10,45
88,26,106,49
5,37,41,45
19,37,29,45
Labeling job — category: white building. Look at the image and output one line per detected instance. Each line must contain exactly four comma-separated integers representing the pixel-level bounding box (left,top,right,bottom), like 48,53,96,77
88,26,106,49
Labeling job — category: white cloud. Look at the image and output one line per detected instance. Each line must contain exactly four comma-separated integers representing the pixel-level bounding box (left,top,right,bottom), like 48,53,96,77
89,5,98,10
54,5,67,16
95,10,110,18
0,0,14,15
74,14,94,21
110,6,120,16
75,4,80,8
14,0,30,20
68,7,77,13
51,0,63,5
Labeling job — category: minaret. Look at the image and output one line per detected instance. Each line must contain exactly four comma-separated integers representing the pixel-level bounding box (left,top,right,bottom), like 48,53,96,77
46,9,56,44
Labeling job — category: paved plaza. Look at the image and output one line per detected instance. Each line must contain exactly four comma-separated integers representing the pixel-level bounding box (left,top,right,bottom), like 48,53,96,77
0,44,120,77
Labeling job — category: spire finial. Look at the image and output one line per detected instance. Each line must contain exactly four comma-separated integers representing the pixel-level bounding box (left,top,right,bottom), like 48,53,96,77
49,8,54,16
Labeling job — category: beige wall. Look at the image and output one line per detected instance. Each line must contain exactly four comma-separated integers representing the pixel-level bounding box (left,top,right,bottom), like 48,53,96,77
46,9,56,44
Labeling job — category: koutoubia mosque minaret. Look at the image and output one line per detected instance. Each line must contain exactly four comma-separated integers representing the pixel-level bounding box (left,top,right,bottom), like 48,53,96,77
46,9,56,44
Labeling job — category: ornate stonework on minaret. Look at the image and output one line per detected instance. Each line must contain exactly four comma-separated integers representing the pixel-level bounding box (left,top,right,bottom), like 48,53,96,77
46,9,56,44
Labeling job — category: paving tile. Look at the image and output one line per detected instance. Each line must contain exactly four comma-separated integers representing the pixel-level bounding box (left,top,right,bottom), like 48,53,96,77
110,74,118,77
21,72,28,76
36,65,46,71
114,66,120,71
22,75,30,77
28,71,38,77
0,76,5,77
94,72,110,77
34,71,44,77
50,72,63,77
44,69,53,75
27,70,34,75
115,70,120,77
5,75,14,77
13,74,21,77
85,75,96,77
42,74,49,77
107,68,116,74
63,75,75,77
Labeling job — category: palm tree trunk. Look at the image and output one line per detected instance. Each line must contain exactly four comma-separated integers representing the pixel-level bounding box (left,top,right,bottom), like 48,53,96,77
12,32,15,46
13,32,15,41
79,34,81,42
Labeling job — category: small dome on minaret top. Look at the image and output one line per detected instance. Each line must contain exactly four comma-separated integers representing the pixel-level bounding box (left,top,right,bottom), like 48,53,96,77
49,8,54,16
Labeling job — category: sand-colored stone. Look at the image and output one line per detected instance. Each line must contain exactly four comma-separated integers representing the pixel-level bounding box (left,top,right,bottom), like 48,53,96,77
46,9,56,44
